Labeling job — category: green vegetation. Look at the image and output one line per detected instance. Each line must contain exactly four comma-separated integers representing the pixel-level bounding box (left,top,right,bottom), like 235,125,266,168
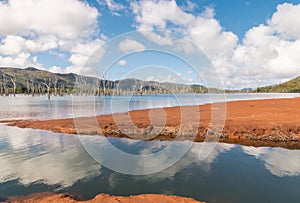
256,76,300,93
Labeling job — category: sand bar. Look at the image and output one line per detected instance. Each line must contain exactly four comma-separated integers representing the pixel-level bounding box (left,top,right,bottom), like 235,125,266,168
2,97,300,149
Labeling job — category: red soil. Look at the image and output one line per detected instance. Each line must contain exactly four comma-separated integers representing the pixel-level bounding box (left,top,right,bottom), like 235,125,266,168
3,97,300,149
3,192,204,203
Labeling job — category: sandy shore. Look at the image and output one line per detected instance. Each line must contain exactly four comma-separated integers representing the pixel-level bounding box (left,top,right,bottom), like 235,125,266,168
2,192,203,203
3,97,300,149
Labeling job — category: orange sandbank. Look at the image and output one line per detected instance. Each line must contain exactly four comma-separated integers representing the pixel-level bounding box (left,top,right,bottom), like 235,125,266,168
3,192,203,203
3,97,300,149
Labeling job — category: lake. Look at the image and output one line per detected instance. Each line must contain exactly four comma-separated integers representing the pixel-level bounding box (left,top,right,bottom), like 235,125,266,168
0,93,300,203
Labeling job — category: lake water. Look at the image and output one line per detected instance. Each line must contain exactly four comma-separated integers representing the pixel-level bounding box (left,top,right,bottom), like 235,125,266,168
0,93,300,202
1,93,300,120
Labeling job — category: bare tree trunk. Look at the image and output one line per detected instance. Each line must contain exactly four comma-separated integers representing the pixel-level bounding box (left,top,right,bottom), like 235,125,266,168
26,80,30,95
30,81,35,97
2,74,9,96
140,81,143,96
10,76,17,97
43,78,51,100
54,77,58,96
0,75,3,96
95,78,100,96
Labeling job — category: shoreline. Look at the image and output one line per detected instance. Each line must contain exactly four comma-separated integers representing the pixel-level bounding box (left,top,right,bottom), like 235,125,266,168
2,97,300,149
1,192,204,203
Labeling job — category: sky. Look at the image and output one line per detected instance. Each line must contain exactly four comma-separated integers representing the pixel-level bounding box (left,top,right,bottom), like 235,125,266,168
0,0,300,89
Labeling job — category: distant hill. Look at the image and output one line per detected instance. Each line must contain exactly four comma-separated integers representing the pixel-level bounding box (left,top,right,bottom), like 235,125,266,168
0,67,76,91
257,76,300,93
0,67,210,95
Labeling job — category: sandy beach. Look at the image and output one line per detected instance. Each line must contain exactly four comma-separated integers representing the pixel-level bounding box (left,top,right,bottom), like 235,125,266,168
3,97,300,149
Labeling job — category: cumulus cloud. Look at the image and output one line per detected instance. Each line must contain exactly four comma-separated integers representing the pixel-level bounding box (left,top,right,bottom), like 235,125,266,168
0,35,58,56
230,3,300,86
0,52,41,68
0,0,98,39
268,3,300,40
131,0,300,88
119,38,145,53
0,0,101,71
131,0,237,59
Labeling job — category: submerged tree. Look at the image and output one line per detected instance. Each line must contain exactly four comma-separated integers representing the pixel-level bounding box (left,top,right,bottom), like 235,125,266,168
10,76,17,97
43,77,52,100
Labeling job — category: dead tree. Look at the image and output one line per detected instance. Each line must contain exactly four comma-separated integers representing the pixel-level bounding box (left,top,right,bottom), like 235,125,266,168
10,76,17,97
53,77,58,96
26,73,36,97
139,81,144,96
95,78,100,96
26,80,30,95
0,75,3,96
59,82,65,97
2,74,9,96
43,78,51,100
30,80,35,97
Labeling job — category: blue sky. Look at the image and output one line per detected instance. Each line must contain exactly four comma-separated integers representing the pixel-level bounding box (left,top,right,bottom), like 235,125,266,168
93,0,300,39
0,0,300,88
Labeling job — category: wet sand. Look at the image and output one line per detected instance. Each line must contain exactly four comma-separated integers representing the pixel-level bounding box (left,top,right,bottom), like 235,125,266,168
1,192,203,203
3,97,300,149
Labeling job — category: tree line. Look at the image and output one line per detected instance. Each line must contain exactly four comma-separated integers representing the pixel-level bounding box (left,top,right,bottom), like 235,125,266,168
0,72,212,100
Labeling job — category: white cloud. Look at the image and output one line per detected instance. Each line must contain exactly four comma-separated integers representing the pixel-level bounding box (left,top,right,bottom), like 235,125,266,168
0,35,58,56
0,52,41,68
268,3,300,40
98,0,125,16
0,0,98,39
49,65,63,73
117,59,127,66
0,0,102,73
0,35,25,55
131,0,237,58
180,0,198,12
119,38,145,53
201,6,215,19
131,1,300,88
229,3,300,86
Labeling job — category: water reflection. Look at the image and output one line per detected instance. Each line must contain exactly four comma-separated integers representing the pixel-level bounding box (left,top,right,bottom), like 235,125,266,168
1,125,300,202
243,146,300,177
0,124,235,188
0,125,101,188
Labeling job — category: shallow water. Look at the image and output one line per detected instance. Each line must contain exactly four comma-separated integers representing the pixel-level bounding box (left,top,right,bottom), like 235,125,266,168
0,125,299,203
0,93,299,120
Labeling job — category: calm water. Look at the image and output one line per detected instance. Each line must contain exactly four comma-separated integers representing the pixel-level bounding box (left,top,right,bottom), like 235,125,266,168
0,93,300,202
0,93,300,120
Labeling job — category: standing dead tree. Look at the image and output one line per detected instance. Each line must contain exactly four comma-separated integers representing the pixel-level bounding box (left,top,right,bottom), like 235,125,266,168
95,78,101,96
26,73,36,97
53,77,58,96
1,74,9,96
0,74,3,96
43,78,52,100
10,76,17,97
